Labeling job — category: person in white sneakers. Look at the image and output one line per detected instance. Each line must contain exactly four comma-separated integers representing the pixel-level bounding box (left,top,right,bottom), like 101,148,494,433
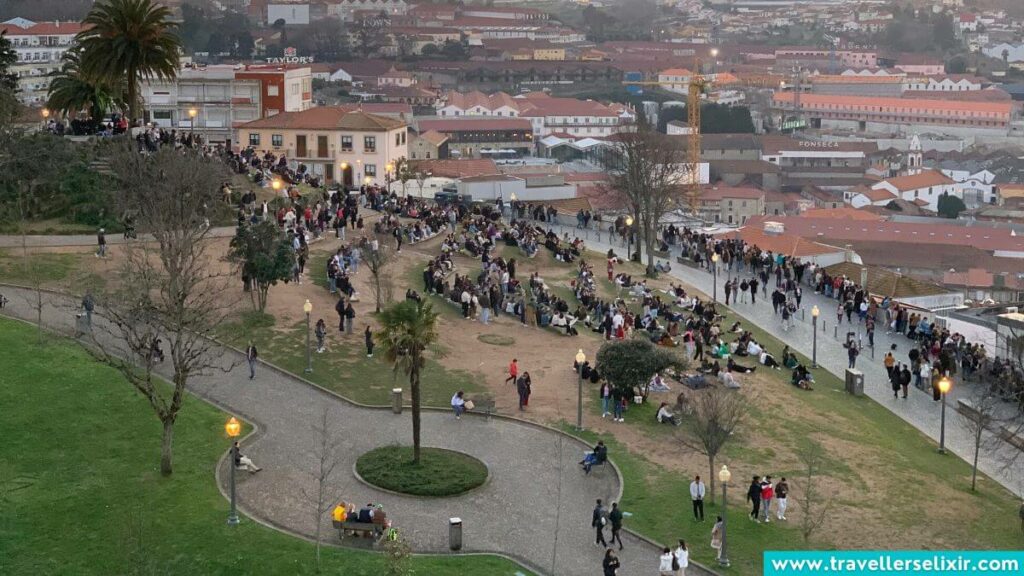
775,477,789,520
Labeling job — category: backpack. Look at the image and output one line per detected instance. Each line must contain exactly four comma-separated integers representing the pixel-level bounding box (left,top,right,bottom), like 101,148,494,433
672,554,680,571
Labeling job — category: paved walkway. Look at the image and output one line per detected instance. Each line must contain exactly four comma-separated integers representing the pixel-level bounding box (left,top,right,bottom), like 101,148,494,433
0,227,237,248
0,283,702,576
545,222,1023,497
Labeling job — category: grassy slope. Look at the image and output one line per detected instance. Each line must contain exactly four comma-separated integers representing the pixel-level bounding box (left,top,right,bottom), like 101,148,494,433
0,317,529,576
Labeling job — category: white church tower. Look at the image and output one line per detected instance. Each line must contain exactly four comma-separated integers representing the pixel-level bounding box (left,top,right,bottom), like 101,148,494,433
906,134,923,175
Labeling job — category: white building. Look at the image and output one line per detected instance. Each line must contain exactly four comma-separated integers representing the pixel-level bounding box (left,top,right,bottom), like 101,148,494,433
267,3,311,25
982,43,1024,63
326,0,408,22
901,75,984,92
656,68,693,95
0,19,86,105
141,65,262,144
859,169,958,211
436,90,633,138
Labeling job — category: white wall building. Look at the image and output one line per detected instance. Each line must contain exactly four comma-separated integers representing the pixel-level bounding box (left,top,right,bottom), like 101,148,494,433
141,65,262,144
267,3,311,25
0,19,85,106
982,43,1024,63
436,90,632,138
326,0,408,22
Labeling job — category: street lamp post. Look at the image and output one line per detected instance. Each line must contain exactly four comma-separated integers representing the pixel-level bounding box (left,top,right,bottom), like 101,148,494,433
339,162,349,190
225,417,241,526
575,349,586,431
303,299,313,373
709,48,720,76
711,253,719,303
385,162,395,194
938,375,951,454
811,305,820,368
718,465,731,567
271,178,282,193
188,107,198,133
625,215,634,261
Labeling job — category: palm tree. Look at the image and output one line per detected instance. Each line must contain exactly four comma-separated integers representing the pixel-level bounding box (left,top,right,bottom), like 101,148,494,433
47,49,124,122
378,300,440,464
76,0,181,122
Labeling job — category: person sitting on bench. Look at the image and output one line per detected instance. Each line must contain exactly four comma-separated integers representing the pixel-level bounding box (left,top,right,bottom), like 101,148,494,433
232,441,262,473
727,357,757,374
580,440,608,474
656,402,680,426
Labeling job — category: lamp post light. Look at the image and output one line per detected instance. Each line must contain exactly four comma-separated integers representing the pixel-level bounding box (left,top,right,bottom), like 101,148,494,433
303,299,313,373
718,464,731,568
709,48,720,75
711,253,719,303
188,107,198,132
575,349,586,430
385,162,395,193
271,178,282,192
811,305,820,368
625,215,634,261
42,108,50,119
938,375,951,454
225,417,241,526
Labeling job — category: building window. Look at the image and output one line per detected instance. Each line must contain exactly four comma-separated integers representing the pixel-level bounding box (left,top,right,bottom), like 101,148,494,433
267,84,279,96
341,135,352,151
401,131,406,145
272,134,283,147
364,136,376,152
365,163,377,176
396,132,401,147
248,133,260,146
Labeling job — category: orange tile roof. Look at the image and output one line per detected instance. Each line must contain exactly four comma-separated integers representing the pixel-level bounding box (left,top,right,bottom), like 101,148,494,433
237,107,405,131
801,207,883,221
858,188,897,202
0,22,88,36
809,75,904,84
737,227,842,258
772,92,1013,115
659,68,693,77
408,159,498,178
878,169,954,192
701,186,765,201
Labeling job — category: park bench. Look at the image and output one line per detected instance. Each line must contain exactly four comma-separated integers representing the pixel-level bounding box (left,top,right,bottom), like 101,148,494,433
999,425,1024,451
652,249,671,259
333,520,383,543
472,396,496,419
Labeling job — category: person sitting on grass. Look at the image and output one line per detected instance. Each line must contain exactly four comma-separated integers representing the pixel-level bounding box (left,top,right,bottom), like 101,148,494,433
791,365,814,390
727,356,757,374
720,367,741,389
782,346,799,369
580,440,608,474
656,402,680,426
759,350,782,370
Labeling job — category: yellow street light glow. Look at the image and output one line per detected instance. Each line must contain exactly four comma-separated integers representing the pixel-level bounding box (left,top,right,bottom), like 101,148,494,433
625,215,634,226
718,464,731,483
225,417,241,437
811,305,820,318
303,299,312,315
938,376,951,394
575,349,586,364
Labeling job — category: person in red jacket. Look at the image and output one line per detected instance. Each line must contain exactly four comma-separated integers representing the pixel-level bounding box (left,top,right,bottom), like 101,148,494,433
760,475,775,523
505,358,519,386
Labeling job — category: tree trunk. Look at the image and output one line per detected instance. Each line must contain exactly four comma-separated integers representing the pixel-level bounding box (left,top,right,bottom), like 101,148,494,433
374,276,382,313
128,65,139,122
971,431,981,492
707,455,717,505
411,364,421,464
258,284,270,312
644,225,656,278
160,418,175,476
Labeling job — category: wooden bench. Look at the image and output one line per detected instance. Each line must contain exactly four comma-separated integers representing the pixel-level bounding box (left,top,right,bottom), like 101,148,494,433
652,250,670,259
999,425,1024,451
956,399,982,422
333,520,383,543
473,397,496,419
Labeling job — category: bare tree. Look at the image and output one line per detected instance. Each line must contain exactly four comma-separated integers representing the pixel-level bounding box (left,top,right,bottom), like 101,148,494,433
383,535,412,576
601,120,687,277
85,144,235,476
958,385,1003,492
678,388,749,504
303,407,340,573
414,171,427,198
365,231,397,313
796,441,832,543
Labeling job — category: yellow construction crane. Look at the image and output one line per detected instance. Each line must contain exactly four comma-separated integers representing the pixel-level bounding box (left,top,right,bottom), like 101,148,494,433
687,56,706,215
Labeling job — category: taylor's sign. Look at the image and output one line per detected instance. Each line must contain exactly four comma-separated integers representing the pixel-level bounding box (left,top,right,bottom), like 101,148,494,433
265,56,315,64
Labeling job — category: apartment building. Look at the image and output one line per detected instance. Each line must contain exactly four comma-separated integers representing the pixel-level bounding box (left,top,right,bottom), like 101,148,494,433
234,65,313,117
237,106,408,188
142,65,261,144
0,19,86,106
699,186,766,225
435,90,632,138
414,117,533,158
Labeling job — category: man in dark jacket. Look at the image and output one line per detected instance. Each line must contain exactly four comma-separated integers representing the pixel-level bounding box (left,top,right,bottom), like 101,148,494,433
608,501,624,550
747,476,762,522
592,498,608,547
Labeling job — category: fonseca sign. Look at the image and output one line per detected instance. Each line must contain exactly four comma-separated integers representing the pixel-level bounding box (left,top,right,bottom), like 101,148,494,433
797,141,839,148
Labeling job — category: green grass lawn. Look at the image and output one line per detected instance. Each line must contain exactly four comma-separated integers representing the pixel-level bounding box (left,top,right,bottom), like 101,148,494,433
356,447,489,497
0,317,530,575
0,249,82,285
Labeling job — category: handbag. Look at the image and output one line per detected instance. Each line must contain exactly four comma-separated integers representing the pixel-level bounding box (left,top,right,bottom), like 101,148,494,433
672,554,680,571
464,400,475,411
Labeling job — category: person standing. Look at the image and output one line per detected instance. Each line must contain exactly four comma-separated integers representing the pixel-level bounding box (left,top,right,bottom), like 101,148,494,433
658,547,675,576
364,325,374,358
900,364,912,399
344,300,356,334
80,292,95,331
505,358,518,386
608,501,624,550
245,341,258,380
592,498,608,547
315,319,326,353
674,539,689,576
847,343,859,369
775,477,789,520
747,476,762,522
603,548,620,576
335,296,346,333
600,382,613,417
96,228,107,258
690,475,706,522
760,475,774,523
516,373,531,410
710,516,724,562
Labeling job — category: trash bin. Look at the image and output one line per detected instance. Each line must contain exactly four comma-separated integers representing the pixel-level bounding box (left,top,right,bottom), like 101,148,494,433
391,388,403,414
449,517,462,551
845,369,864,396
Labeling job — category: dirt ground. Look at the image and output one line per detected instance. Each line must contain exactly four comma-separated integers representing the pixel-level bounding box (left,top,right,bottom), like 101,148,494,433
12,218,1014,552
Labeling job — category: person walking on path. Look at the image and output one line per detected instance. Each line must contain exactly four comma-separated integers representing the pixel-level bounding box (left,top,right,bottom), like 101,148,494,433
900,364,912,399
602,548,620,576
690,475,706,522
775,477,789,520
344,300,356,334
451,390,466,419
245,341,258,380
710,517,724,561
364,325,374,358
847,343,859,369
592,498,608,547
96,228,107,258
760,475,775,523
890,362,902,398
608,501,624,550
516,372,532,410
80,292,95,331
674,540,689,576
505,358,518,386
315,319,327,353
747,476,762,522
